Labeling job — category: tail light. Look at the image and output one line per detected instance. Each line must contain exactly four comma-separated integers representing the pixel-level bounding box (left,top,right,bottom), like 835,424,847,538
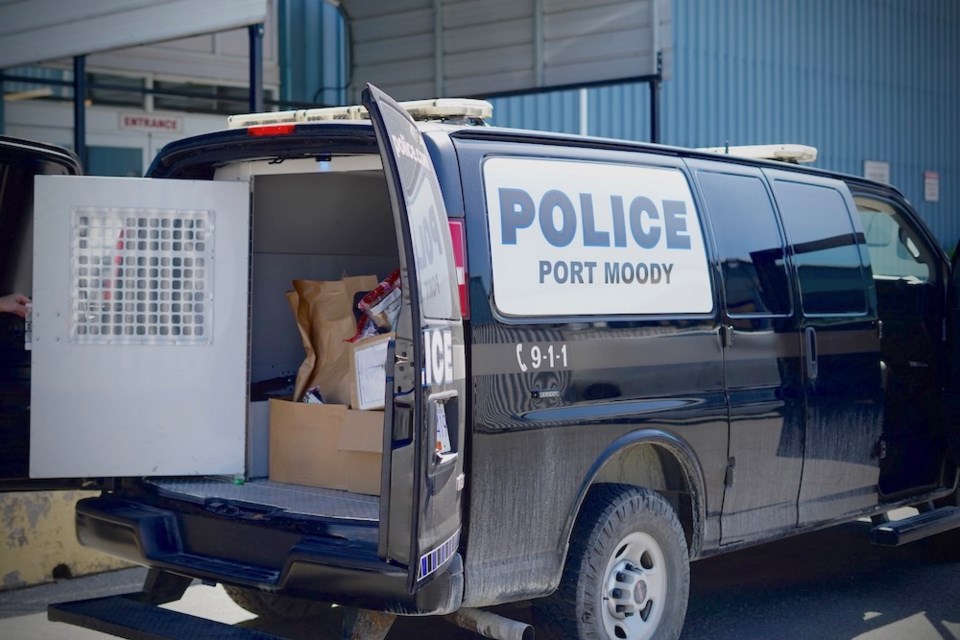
246,123,297,137
448,219,469,319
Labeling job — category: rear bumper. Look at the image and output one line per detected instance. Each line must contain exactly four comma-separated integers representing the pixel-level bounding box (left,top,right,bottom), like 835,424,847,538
75,494,462,615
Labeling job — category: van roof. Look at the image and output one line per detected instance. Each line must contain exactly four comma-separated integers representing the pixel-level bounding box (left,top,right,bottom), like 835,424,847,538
153,113,902,201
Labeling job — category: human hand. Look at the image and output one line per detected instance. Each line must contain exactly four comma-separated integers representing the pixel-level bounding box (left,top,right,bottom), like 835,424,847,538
0,293,31,319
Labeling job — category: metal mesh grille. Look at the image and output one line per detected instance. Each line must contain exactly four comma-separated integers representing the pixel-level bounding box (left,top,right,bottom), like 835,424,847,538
70,207,214,345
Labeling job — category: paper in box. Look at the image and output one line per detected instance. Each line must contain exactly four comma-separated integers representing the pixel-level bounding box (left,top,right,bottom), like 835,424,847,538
268,399,383,495
349,333,393,410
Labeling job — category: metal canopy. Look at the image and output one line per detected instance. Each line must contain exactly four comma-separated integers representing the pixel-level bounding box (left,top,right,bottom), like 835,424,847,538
0,0,267,162
0,0,268,69
337,0,672,103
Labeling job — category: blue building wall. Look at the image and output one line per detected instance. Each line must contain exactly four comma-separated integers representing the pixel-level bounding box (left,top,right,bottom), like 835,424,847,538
278,0,347,106
489,0,960,248
285,0,959,247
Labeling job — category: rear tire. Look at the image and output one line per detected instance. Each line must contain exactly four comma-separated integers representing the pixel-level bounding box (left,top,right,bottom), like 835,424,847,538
223,585,332,619
534,485,690,640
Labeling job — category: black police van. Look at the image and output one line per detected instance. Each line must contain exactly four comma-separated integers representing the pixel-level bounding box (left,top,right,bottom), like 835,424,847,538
2,85,959,640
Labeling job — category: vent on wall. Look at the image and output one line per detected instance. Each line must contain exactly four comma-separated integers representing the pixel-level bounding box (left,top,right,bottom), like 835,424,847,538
70,207,215,345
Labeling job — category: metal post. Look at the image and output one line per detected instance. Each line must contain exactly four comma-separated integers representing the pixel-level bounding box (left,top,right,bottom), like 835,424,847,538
73,56,87,167
649,51,663,144
248,23,264,112
433,0,444,98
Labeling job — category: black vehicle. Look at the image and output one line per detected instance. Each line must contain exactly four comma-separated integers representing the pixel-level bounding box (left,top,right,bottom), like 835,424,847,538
1,135,82,490
3,86,959,640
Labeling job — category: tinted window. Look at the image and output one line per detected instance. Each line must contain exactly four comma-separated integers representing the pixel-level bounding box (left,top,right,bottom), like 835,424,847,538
698,171,790,316
857,199,934,283
774,180,868,315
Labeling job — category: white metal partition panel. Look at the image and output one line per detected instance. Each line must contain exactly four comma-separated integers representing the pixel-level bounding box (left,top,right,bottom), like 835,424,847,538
31,175,249,478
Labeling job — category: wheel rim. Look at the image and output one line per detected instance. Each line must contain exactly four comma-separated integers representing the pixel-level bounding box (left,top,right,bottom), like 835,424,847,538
600,531,668,640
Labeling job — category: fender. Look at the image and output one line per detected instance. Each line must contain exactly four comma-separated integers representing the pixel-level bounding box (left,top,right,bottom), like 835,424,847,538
560,428,707,560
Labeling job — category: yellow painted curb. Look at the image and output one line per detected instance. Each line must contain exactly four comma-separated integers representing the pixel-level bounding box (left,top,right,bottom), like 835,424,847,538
1,491,131,590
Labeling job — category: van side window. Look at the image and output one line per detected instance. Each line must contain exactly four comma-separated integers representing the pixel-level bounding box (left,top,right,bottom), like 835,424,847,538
856,198,935,284
697,171,790,316
774,180,868,316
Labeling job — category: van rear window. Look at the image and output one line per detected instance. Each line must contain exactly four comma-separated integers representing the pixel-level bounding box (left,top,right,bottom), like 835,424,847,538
482,157,713,317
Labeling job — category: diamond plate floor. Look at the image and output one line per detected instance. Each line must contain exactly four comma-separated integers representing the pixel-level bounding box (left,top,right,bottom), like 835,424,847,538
148,478,379,521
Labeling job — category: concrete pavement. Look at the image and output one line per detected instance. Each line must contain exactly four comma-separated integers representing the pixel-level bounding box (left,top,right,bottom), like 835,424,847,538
1,518,958,639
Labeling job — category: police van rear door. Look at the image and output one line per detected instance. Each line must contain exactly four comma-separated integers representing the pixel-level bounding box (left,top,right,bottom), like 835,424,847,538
362,84,466,591
26,175,250,481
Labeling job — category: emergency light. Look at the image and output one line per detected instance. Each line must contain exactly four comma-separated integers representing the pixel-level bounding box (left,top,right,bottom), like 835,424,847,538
228,98,493,130
697,143,818,164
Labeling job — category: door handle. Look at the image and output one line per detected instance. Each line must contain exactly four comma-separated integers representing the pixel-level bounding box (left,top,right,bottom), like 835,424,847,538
805,327,819,381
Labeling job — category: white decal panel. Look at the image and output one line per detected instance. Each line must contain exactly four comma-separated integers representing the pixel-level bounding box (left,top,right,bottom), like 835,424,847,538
484,157,713,316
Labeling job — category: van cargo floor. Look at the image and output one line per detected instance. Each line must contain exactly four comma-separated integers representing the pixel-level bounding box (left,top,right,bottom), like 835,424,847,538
146,478,379,521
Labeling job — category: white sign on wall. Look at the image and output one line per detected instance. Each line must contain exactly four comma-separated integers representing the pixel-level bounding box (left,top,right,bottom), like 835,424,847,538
924,171,940,202
483,157,712,316
864,160,890,184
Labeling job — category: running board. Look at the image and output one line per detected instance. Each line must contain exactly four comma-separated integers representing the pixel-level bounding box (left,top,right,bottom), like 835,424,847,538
49,594,285,640
869,506,960,546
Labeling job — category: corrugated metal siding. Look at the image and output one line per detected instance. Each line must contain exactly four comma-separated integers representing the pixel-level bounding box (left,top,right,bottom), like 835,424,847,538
347,0,437,101
335,0,666,102
488,91,581,134
279,0,347,105
486,0,960,248
442,0,537,98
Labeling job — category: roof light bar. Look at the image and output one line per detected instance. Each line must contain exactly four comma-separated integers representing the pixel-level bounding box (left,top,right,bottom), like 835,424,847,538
227,98,493,130
697,143,818,164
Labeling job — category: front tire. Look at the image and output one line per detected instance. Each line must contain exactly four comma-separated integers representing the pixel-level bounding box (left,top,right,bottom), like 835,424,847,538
535,485,690,640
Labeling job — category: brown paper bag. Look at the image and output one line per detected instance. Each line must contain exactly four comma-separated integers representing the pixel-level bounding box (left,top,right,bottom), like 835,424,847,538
286,289,312,402
289,275,378,404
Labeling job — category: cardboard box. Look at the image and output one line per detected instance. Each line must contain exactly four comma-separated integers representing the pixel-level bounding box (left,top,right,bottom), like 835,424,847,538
247,401,271,478
268,399,384,495
349,333,393,410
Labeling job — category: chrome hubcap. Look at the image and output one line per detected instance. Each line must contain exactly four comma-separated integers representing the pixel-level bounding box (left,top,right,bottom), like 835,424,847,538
601,532,667,640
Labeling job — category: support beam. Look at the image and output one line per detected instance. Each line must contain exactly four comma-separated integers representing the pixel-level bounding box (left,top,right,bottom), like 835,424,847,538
579,87,588,136
73,56,86,167
433,0,444,97
248,23,264,112
533,0,544,87
649,51,662,144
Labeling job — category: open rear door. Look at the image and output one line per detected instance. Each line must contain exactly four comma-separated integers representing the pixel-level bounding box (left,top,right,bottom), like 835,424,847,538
946,244,960,468
28,175,250,479
363,84,467,592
